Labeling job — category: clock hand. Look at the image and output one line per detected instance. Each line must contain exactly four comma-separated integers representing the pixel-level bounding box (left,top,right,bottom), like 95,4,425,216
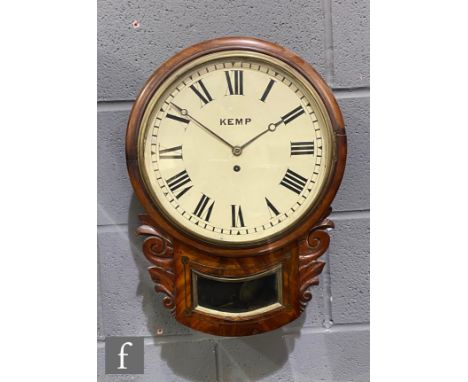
239,119,283,150
169,103,235,150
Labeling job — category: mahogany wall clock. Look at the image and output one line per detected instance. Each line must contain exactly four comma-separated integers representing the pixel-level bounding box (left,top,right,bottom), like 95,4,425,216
126,36,346,337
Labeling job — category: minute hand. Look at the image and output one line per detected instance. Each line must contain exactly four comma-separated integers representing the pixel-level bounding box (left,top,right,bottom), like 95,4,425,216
240,120,283,150
170,103,234,149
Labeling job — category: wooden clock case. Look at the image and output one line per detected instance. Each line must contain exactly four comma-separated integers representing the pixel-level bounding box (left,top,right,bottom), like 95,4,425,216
126,37,347,337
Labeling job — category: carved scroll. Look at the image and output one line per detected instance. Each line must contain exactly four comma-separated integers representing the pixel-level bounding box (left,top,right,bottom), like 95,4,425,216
298,209,334,312
137,215,176,315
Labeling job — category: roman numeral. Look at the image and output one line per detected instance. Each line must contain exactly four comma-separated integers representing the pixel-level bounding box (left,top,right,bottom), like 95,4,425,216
190,79,213,105
166,170,192,199
193,194,215,222
290,141,314,156
166,113,190,124
280,169,308,195
231,205,245,227
225,70,244,95
281,106,305,125
260,79,275,102
159,145,183,159
265,197,280,218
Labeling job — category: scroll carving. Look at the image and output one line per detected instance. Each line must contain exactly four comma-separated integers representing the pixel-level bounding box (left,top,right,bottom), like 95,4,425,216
298,209,334,312
137,214,176,315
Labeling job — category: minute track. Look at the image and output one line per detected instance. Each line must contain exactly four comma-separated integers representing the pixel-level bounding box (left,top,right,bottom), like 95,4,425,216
145,55,330,243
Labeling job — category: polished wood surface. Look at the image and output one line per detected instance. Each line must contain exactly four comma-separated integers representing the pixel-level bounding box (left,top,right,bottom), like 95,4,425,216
127,37,347,336
126,36,346,257
137,211,332,336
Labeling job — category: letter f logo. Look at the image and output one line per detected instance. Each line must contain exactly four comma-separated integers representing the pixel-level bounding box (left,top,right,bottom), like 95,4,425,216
117,341,133,370
105,337,143,374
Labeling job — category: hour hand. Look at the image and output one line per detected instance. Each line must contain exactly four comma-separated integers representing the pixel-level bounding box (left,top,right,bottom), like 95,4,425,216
239,119,283,150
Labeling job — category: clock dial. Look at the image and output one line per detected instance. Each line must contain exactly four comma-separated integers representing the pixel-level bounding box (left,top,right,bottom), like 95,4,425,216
138,51,334,244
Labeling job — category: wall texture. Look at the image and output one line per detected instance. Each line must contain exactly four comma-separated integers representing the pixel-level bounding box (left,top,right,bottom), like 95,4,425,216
97,0,369,380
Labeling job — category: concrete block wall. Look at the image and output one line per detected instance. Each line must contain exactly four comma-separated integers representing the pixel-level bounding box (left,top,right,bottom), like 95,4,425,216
97,0,369,380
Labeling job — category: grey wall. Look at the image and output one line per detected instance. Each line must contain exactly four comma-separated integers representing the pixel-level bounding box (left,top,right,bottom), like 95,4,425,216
97,0,369,381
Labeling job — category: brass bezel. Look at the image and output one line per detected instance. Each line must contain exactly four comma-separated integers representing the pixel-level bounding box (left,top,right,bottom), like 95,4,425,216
191,264,283,320
136,50,336,247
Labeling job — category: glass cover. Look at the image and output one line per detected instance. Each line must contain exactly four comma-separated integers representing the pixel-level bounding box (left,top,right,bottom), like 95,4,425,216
138,50,335,245
194,271,279,313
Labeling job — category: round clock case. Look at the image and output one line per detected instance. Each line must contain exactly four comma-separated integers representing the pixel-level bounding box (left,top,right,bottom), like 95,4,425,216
126,37,346,336
126,36,346,257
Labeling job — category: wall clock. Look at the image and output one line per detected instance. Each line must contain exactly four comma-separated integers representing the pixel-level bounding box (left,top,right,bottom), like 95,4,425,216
126,37,346,336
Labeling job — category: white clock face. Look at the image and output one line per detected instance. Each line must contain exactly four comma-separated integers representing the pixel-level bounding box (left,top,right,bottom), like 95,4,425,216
139,51,334,245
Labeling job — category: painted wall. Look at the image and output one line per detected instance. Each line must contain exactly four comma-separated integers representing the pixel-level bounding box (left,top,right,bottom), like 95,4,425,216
97,0,369,380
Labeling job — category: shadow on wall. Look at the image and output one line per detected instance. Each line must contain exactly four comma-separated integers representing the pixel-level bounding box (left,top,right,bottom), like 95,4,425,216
212,328,301,381
126,194,304,381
